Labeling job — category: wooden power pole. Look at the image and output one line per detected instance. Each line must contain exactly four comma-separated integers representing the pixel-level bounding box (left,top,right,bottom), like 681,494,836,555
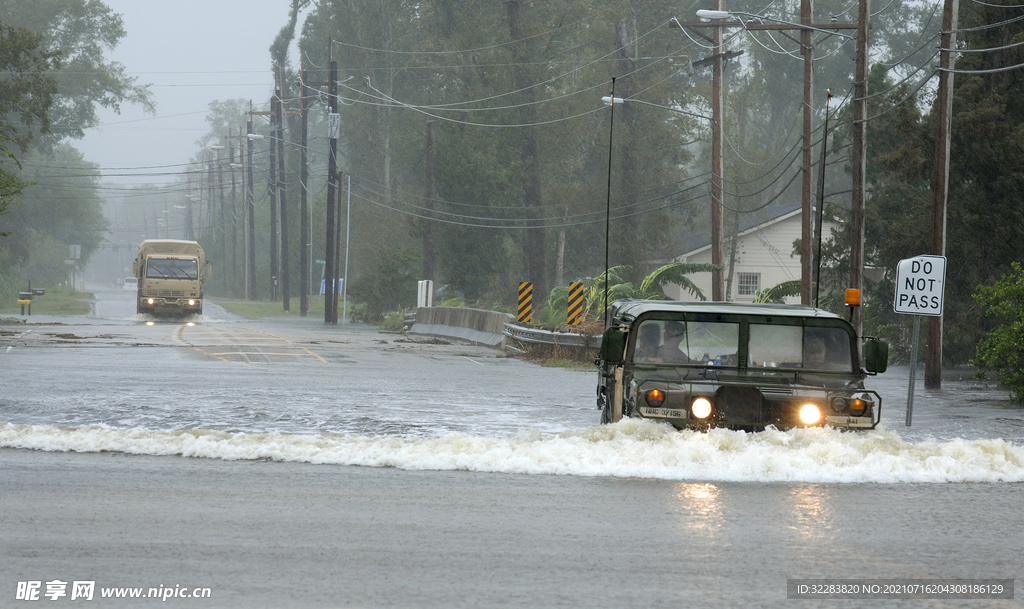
849,0,870,343
801,0,814,305
926,0,959,389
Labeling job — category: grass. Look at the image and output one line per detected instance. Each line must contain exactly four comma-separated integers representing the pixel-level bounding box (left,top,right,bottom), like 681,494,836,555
213,296,343,320
0,286,93,316
538,357,593,370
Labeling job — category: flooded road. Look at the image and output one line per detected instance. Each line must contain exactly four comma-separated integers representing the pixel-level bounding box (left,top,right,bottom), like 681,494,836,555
1,286,1021,607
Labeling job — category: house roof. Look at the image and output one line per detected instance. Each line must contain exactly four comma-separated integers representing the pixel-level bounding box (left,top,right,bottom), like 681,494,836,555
675,202,801,258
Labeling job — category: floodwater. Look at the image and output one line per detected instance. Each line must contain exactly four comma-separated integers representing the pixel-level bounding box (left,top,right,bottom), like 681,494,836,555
1,288,1021,607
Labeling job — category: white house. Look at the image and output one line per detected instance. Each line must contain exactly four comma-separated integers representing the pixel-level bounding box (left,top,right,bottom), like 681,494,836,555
664,204,836,304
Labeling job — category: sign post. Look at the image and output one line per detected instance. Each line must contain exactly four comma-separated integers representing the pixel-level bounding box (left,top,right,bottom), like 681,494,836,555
894,255,946,426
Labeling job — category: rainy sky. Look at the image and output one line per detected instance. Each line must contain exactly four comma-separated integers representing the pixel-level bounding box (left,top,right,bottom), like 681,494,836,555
75,0,310,186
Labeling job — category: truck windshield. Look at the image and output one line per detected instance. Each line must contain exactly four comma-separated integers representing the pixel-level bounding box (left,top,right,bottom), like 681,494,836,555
748,325,853,371
146,258,198,280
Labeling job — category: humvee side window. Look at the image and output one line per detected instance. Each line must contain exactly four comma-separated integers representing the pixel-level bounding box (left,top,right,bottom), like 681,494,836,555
633,321,665,363
748,324,853,371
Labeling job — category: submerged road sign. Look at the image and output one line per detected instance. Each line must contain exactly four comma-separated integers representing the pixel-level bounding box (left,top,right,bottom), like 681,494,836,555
894,255,946,316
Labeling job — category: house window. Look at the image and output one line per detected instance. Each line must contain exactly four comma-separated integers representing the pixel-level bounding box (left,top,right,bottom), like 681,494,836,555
738,272,760,297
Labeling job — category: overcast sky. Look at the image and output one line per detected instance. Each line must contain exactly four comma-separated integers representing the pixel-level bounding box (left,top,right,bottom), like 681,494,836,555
75,0,308,187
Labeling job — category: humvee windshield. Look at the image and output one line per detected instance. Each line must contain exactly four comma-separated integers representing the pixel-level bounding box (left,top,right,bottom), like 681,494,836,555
634,320,740,366
632,319,853,372
146,258,198,280
748,325,852,372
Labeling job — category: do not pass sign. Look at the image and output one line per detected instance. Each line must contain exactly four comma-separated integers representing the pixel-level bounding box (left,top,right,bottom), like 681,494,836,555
894,255,946,316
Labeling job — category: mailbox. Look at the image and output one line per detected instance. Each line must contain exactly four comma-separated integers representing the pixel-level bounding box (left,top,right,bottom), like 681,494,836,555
18,291,32,315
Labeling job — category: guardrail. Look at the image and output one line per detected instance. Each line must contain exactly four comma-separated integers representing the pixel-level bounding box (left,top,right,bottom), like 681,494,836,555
502,322,599,349
404,308,600,352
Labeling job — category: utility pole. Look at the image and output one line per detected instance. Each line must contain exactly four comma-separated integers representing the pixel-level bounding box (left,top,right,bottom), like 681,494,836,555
228,128,238,296
801,0,814,305
926,0,959,389
267,98,279,302
849,0,870,344
206,154,215,247
324,58,339,324
276,65,291,313
300,50,310,317
215,144,226,297
423,120,437,280
674,12,858,305
710,0,726,302
246,116,257,301
333,170,344,325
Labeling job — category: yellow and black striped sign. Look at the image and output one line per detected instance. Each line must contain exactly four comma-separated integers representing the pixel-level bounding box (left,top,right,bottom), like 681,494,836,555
518,282,533,323
567,282,584,326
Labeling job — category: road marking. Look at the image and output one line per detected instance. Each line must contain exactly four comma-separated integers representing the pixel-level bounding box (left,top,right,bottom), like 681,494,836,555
175,325,328,365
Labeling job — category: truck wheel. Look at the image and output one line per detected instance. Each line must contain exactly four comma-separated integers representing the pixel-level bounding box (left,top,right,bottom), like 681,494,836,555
600,401,612,424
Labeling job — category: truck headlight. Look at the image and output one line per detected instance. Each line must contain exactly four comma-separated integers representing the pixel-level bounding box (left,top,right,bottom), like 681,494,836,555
188,299,195,306
799,404,821,425
691,397,712,419
147,298,154,305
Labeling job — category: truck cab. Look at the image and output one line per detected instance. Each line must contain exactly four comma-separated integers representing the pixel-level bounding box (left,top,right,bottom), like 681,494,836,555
597,300,888,431
133,240,210,317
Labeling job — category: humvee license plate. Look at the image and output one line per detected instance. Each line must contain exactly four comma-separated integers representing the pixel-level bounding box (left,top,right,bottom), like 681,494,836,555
639,406,688,419
825,415,874,428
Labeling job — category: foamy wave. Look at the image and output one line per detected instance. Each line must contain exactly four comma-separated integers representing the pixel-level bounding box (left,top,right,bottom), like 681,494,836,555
2,421,1023,483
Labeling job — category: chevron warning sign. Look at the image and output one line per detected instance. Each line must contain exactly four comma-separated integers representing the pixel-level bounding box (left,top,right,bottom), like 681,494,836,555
567,282,584,325
518,282,533,323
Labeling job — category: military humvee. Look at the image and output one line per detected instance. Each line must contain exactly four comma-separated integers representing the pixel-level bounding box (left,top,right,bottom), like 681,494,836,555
596,300,888,431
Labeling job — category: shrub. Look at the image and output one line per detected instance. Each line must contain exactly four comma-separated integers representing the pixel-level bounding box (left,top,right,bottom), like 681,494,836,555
973,262,1024,404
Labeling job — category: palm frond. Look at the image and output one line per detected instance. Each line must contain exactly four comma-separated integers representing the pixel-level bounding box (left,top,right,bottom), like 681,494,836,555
754,280,803,304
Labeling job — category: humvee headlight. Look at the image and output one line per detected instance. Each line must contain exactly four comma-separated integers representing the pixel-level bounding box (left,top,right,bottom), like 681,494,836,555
691,398,712,419
799,403,821,425
188,299,196,306
849,398,868,416
147,298,154,305
831,397,847,412
645,388,666,407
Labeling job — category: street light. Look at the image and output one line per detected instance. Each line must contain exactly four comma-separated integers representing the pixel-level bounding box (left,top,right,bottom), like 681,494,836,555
601,96,713,123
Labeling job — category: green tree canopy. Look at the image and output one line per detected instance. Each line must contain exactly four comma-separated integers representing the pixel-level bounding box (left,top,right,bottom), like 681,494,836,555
0,0,153,148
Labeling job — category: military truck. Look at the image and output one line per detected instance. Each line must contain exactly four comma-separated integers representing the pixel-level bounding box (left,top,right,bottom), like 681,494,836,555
596,300,888,431
132,240,211,316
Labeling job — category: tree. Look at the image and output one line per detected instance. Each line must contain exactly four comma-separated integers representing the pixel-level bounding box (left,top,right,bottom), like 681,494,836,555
0,20,59,150
973,262,1024,404
0,18,57,231
348,248,421,321
0,135,29,230
0,1,150,291
0,0,153,148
